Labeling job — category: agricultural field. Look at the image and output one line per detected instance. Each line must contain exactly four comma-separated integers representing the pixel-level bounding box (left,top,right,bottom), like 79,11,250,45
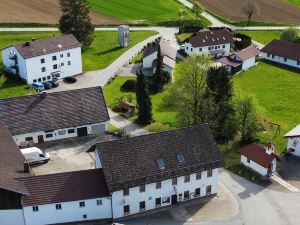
198,0,300,25
285,0,300,7
238,30,281,45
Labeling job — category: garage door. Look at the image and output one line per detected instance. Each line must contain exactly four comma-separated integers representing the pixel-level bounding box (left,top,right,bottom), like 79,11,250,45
91,124,106,136
77,127,88,137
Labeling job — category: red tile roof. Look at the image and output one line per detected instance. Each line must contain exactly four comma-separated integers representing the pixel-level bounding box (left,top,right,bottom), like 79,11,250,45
239,143,276,168
217,56,242,67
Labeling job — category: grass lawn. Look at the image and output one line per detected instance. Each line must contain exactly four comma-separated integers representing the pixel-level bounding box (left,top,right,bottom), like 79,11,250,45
88,0,194,24
0,31,158,71
233,61,300,152
238,30,281,45
176,33,192,44
285,0,300,7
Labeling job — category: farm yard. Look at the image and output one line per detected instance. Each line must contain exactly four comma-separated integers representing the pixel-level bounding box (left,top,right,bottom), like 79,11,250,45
198,0,300,25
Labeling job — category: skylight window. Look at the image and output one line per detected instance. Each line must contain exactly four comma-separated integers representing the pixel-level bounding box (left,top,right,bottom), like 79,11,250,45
57,44,62,48
156,159,166,169
176,154,185,163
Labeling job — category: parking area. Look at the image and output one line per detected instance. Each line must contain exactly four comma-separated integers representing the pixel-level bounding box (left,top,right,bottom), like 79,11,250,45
278,156,300,190
31,135,116,175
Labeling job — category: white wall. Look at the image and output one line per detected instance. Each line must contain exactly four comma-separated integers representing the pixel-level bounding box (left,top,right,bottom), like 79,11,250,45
242,57,256,70
143,52,157,68
287,137,300,156
185,43,230,56
111,168,219,219
241,155,268,176
13,122,108,146
23,198,111,225
0,209,25,225
262,53,300,69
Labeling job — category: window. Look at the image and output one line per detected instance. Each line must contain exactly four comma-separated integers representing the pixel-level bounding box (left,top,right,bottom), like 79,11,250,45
184,191,190,200
58,130,66,136
41,58,45,64
33,79,37,83
155,197,161,207
67,52,70,57
123,188,129,196
207,169,213,177
156,181,161,189
25,137,33,141
195,188,200,197
284,57,287,62
206,185,212,195
139,201,146,211
267,53,271,57
60,54,64,58
196,172,201,180
53,64,58,70
123,205,130,215
52,56,57,61
199,48,202,52
96,200,102,206
55,204,62,210
45,133,53,138
140,184,145,192
184,174,190,183
61,62,64,67
186,46,189,50
176,154,185,163
272,54,275,59
47,76,51,80
223,45,225,48
172,178,177,185
83,214,87,219
156,159,166,169
41,67,46,72
79,201,85,207
39,154,45,158
191,48,193,52
32,206,39,212
68,61,71,66
297,61,300,66
42,77,46,81
68,129,75,134
247,158,251,163
38,78,41,82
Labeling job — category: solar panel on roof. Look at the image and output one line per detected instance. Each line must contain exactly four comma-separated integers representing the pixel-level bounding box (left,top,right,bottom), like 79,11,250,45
176,154,185,163
156,159,166,169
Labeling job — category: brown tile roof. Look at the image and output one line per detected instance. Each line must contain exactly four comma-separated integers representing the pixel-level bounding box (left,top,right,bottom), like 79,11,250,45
261,39,300,61
19,169,110,206
217,56,242,67
0,122,30,195
96,125,225,192
186,29,233,48
143,41,177,60
9,34,81,59
0,86,109,136
235,46,260,61
239,143,276,168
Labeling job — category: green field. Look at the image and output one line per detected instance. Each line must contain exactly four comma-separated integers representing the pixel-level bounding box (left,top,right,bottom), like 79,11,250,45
285,0,300,7
89,0,194,23
238,30,281,45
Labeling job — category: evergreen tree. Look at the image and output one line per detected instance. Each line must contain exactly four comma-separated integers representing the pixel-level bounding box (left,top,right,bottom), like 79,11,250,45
59,0,95,49
136,72,153,125
152,42,164,92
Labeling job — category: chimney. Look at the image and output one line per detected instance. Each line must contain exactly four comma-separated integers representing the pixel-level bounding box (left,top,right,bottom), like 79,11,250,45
266,142,276,155
24,161,30,173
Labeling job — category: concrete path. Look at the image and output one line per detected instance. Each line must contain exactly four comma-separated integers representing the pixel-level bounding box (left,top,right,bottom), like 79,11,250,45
271,174,300,192
108,109,149,136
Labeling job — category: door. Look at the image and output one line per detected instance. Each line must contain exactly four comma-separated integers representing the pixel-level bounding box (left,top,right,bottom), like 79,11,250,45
37,135,44,144
171,194,177,205
77,127,88,137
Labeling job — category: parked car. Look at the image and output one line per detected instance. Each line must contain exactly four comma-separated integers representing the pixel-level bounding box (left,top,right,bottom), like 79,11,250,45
64,76,77,83
20,147,50,164
32,82,45,92
49,80,59,88
42,81,53,90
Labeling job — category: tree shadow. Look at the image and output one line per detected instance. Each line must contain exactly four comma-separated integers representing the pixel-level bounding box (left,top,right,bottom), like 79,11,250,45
95,47,121,56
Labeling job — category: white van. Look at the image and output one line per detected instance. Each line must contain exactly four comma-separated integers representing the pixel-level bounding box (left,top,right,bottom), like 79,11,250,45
20,147,50,164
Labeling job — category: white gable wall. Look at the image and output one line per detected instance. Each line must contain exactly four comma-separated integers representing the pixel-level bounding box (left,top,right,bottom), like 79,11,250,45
262,53,300,69
142,51,157,68
287,137,300,156
242,57,256,70
0,209,25,225
241,155,268,176
185,42,230,56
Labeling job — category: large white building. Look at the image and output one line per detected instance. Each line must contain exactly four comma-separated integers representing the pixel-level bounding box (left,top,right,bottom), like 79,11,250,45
285,124,300,156
184,29,233,57
0,124,225,225
2,34,82,84
0,86,109,146
261,39,300,69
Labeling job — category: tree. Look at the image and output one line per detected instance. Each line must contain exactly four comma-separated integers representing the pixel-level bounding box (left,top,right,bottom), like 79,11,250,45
178,9,188,22
242,0,257,26
206,66,236,141
59,0,95,49
235,97,260,143
136,72,152,125
280,28,299,42
163,55,216,126
152,42,164,92
192,2,204,24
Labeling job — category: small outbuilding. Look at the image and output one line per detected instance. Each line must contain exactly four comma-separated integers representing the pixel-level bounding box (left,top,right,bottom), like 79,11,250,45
284,124,300,156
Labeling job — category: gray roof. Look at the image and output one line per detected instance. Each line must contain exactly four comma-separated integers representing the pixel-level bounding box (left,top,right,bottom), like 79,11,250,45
0,86,109,136
0,122,29,195
7,34,80,59
96,125,225,192
284,124,300,138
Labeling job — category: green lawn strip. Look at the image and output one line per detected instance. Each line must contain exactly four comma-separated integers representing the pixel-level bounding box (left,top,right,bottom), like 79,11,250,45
233,60,300,152
237,30,281,45
130,51,144,64
176,33,193,44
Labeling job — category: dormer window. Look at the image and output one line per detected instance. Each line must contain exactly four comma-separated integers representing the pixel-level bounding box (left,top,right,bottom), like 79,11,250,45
156,159,165,169
176,154,185,163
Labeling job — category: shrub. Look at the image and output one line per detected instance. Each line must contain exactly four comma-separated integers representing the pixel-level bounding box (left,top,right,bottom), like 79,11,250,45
234,33,252,50
120,79,136,92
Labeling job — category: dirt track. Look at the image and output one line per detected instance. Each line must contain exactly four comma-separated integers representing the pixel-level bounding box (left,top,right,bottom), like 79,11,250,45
198,0,300,25
0,0,123,24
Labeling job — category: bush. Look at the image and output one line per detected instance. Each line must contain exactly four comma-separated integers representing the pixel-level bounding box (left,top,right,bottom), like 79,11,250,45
234,33,252,50
120,79,136,92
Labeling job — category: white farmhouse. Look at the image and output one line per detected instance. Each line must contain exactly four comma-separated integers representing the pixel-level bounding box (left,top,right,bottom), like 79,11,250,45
184,29,233,57
261,39,300,69
284,124,300,156
239,142,279,177
0,86,109,146
2,34,82,84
